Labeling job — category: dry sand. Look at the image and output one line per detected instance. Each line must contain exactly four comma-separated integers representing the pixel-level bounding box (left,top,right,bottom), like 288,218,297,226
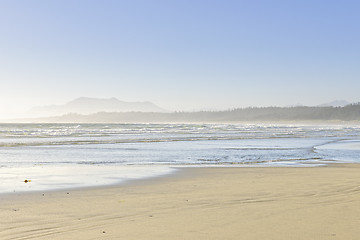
1,164,360,240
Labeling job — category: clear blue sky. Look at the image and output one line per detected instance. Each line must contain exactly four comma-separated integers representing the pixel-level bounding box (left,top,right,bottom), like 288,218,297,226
0,0,359,117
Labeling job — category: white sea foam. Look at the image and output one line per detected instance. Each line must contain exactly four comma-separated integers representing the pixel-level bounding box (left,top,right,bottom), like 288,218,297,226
1,123,360,193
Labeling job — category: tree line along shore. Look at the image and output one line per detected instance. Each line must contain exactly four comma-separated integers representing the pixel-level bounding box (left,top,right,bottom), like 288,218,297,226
24,103,360,123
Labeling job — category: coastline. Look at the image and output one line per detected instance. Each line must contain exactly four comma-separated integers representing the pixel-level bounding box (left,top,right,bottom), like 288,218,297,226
1,164,360,239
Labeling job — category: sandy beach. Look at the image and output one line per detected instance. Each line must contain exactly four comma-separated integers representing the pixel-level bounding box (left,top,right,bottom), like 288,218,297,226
1,164,360,240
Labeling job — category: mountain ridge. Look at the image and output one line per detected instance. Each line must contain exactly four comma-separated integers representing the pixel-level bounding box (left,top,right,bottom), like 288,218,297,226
317,100,350,107
17,102,360,123
28,97,168,117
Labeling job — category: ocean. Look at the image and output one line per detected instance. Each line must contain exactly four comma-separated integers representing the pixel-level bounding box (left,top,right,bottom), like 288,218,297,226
1,123,360,193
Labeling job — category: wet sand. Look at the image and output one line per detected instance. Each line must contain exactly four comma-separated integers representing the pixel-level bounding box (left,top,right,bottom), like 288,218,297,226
1,164,360,240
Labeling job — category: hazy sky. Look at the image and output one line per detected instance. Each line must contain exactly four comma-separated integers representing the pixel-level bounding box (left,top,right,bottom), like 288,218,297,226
1,0,359,118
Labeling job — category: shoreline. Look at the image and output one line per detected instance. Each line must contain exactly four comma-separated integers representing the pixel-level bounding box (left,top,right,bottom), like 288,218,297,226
0,162,349,200
0,162,327,198
1,163,360,239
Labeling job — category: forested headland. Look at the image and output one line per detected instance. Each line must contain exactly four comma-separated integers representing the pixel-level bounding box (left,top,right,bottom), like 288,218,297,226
34,103,360,123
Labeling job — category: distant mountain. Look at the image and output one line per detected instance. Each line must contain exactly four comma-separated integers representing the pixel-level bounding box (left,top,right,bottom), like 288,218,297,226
317,100,350,107
28,97,168,117
19,103,360,123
